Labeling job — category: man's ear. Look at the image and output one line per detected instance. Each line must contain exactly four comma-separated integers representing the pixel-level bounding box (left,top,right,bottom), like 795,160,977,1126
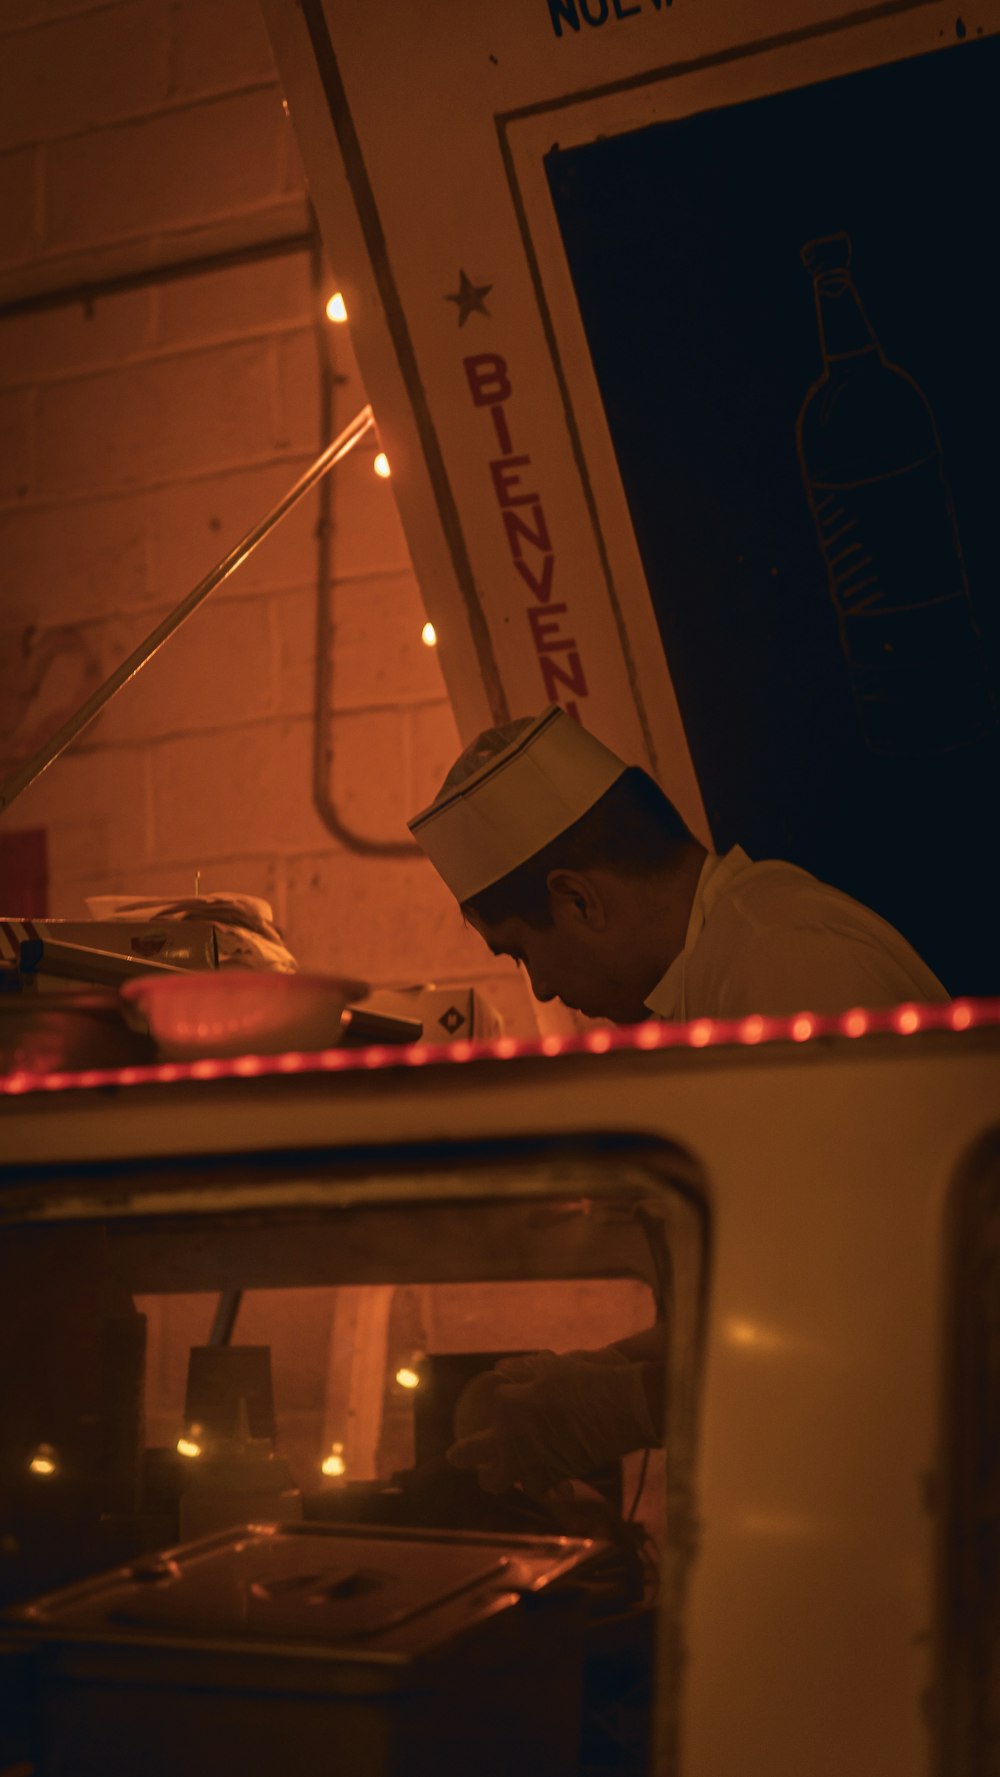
545,869,607,930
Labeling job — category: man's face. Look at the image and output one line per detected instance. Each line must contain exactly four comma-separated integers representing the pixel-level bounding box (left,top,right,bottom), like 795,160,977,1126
467,905,650,1025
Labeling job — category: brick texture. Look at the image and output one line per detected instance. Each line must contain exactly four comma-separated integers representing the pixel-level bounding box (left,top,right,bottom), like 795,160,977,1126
10,741,152,885
0,1,539,1042
35,338,280,498
0,146,38,269
317,707,413,848
0,2,170,154
44,87,289,253
271,327,322,455
277,572,446,719
150,718,332,864
143,458,324,607
0,389,33,503
53,850,287,926
154,248,313,350
408,698,463,812
0,492,149,628
0,287,154,388
0,618,102,769
284,849,507,986
328,444,415,582
0,4,105,25
167,0,277,103
85,592,276,748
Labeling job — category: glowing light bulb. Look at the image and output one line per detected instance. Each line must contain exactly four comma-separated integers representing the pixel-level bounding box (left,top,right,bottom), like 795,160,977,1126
176,1435,202,1459
421,621,437,647
373,451,391,479
325,291,348,323
28,1443,58,1478
893,1005,921,1035
724,1318,788,1353
321,1442,346,1478
395,1366,420,1390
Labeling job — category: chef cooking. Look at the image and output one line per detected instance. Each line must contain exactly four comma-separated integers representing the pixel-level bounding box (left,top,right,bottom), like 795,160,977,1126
407,704,949,1496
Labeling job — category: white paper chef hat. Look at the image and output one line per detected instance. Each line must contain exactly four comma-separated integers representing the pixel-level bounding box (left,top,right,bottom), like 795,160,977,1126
408,705,627,902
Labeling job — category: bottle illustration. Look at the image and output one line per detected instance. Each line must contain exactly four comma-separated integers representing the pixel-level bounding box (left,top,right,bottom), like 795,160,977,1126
796,233,995,754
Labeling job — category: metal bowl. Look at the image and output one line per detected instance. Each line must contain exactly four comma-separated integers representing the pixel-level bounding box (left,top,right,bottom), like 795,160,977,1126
120,971,368,1061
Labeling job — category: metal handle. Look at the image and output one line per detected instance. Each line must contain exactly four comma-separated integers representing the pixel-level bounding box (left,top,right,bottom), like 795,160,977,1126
0,404,375,817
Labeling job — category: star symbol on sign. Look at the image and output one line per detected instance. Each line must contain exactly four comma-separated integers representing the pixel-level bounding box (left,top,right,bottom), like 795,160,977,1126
445,270,493,326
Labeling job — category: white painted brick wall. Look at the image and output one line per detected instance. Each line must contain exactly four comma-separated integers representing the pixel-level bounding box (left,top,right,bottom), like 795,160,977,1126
0,287,154,385
87,594,277,747
0,146,39,270
155,251,312,346
0,389,33,502
166,0,278,101
0,0,529,1034
35,339,279,496
44,88,291,253
1,491,149,629
0,3,171,154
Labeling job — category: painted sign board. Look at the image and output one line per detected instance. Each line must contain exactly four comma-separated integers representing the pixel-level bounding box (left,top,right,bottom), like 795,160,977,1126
262,0,1000,992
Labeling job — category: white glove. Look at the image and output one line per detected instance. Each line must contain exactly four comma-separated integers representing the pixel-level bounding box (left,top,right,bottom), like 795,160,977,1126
447,1350,658,1498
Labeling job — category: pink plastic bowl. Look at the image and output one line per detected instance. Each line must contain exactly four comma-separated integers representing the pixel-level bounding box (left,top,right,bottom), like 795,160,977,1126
120,971,367,1061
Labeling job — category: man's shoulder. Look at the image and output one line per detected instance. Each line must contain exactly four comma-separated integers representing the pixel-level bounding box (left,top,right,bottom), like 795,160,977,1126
691,850,948,1014
705,851,851,934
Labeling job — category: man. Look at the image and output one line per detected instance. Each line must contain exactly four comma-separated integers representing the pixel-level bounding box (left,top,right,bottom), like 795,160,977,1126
407,705,948,1495
409,704,947,1024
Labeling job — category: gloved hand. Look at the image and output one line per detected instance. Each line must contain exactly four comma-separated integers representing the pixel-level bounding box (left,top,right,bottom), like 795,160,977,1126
447,1349,659,1498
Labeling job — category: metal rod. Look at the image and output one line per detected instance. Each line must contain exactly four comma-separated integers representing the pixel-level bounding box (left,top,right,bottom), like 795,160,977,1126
0,404,375,817
208,1290,243,1348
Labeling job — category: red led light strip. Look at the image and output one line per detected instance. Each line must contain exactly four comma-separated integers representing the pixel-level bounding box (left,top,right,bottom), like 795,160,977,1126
1,998,998,1097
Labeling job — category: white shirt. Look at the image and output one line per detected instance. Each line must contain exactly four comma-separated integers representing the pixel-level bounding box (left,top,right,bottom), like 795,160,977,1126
645,846,949,1021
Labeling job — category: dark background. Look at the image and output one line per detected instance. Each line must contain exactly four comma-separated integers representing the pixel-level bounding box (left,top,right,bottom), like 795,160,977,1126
547,33,999,995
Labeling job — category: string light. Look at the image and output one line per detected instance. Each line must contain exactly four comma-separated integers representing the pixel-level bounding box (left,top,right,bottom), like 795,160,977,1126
27,1444,58,1478
325,292,348,323
373,452,391,478
421,622,437,647
321,1442,346,1478
395,1367,421,1390
0,999,996,1097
